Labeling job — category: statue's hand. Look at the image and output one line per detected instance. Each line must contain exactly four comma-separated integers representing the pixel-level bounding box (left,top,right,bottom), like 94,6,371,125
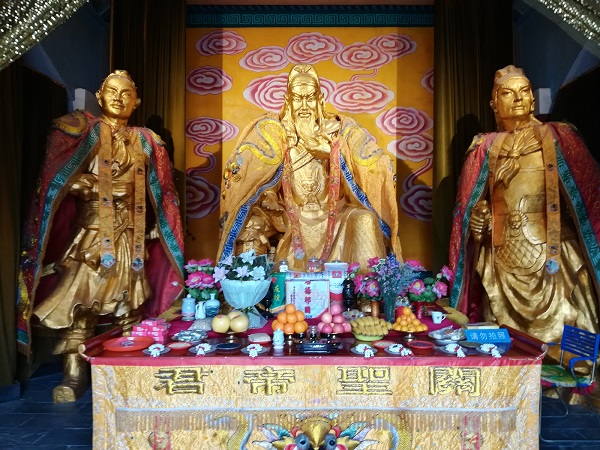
113,128,131,146
470,200,491,242
261,196,284,215
69,174,97,200
146,226,159,240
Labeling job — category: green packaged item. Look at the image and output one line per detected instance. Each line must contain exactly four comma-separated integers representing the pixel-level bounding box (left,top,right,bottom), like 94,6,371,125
271,272,286,310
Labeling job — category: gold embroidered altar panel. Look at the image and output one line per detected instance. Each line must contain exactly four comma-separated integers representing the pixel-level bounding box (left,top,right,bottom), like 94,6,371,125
91,363,540,449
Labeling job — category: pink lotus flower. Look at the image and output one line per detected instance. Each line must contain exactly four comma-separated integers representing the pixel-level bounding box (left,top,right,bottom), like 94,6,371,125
409,279,426,295
183,259,200,272
406,260,425,270
197,258,214,267
432,280,448,298
440,265,454,282
185,271,215,289
348,262,360,274
364,278,380,297
367,257,381,268
353,274,365,294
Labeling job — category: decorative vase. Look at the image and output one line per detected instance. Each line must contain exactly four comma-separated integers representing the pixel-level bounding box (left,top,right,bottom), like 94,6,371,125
203,292,221,318
342,278,356,311
413,301,425,319
370,300,380,318
382,292,397,323
220,279,271,328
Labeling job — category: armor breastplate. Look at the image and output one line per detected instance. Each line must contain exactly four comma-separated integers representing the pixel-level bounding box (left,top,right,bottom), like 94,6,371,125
492,148,547,273
289,153,330,217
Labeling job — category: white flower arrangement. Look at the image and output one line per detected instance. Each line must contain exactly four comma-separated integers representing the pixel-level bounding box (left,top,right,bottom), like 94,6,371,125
355,344,371,354
246,343,264,358
214,249,269,282
194,343,212,357
399,347,413,357
480,343,502,358
388,344,404,353
148,344,165,358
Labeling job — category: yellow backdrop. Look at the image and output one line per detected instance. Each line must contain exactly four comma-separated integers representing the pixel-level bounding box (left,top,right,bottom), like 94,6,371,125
185,23,434,266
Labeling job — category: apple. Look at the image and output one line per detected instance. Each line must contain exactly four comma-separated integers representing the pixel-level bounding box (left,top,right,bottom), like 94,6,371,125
317,322,325,332
321,324,333,334
230,314,249,332
330,302,343,315
332,323,345,334
342,322,352,333
211,314,231,333
332,314,345,324
227,310,243,320
321,312,333,324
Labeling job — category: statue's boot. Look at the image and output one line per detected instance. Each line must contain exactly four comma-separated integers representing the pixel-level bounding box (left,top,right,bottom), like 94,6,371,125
52,307,97,403
52,352,89,403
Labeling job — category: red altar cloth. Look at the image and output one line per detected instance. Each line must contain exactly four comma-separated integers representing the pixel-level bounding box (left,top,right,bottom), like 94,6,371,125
82,313,546,369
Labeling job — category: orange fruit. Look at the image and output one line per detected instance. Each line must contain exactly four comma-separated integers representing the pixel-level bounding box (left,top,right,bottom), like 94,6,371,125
400,325,408,332
402,307,412,316
277,312,287,324
283,322,295,334
409,313,416,320
294,321,307,333
272,320,284,331
285,304,296,314
411,318,421,326
286,312,298,324
295,310,305,321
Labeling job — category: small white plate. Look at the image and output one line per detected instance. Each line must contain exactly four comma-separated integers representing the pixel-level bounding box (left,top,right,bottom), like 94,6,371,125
241,346,269,355
384,346,407,356
351,345,374,355
438,346,463,355
142,347,171,356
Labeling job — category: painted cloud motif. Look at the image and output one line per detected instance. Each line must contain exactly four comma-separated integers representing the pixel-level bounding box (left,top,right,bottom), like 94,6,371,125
196,30,247,56
285,32,344,64
186,66,233,95
240,46,289,72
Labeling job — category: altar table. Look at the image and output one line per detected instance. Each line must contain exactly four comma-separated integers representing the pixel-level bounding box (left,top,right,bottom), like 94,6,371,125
81,323,546,450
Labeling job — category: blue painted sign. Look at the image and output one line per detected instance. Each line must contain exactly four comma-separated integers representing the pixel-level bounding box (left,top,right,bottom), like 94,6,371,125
465,328,511,344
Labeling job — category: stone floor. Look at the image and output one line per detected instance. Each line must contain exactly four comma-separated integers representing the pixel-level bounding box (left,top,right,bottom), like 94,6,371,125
1,361,600,449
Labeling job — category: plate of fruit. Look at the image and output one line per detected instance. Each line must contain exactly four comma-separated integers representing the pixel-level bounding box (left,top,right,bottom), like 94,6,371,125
392,306,429,334
350,316,392,341
271,304,309,335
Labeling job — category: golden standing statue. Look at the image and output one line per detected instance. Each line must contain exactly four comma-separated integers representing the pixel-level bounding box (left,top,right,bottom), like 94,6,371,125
218,64,402,271
450,66,600,349
17,71,184,402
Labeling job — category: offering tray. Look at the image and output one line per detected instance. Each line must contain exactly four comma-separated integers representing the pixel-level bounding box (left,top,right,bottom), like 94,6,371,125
296,339,340,355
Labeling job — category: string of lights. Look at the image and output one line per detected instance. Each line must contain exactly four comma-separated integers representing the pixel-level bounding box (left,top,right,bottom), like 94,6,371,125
535,0,600,47
0,0,87,71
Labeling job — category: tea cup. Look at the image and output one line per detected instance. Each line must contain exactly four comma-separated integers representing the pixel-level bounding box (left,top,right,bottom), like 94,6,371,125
431,311,446,324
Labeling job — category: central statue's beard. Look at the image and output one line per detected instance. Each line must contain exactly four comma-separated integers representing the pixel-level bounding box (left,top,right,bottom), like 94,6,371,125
294,116,318,143
294,113,330,149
